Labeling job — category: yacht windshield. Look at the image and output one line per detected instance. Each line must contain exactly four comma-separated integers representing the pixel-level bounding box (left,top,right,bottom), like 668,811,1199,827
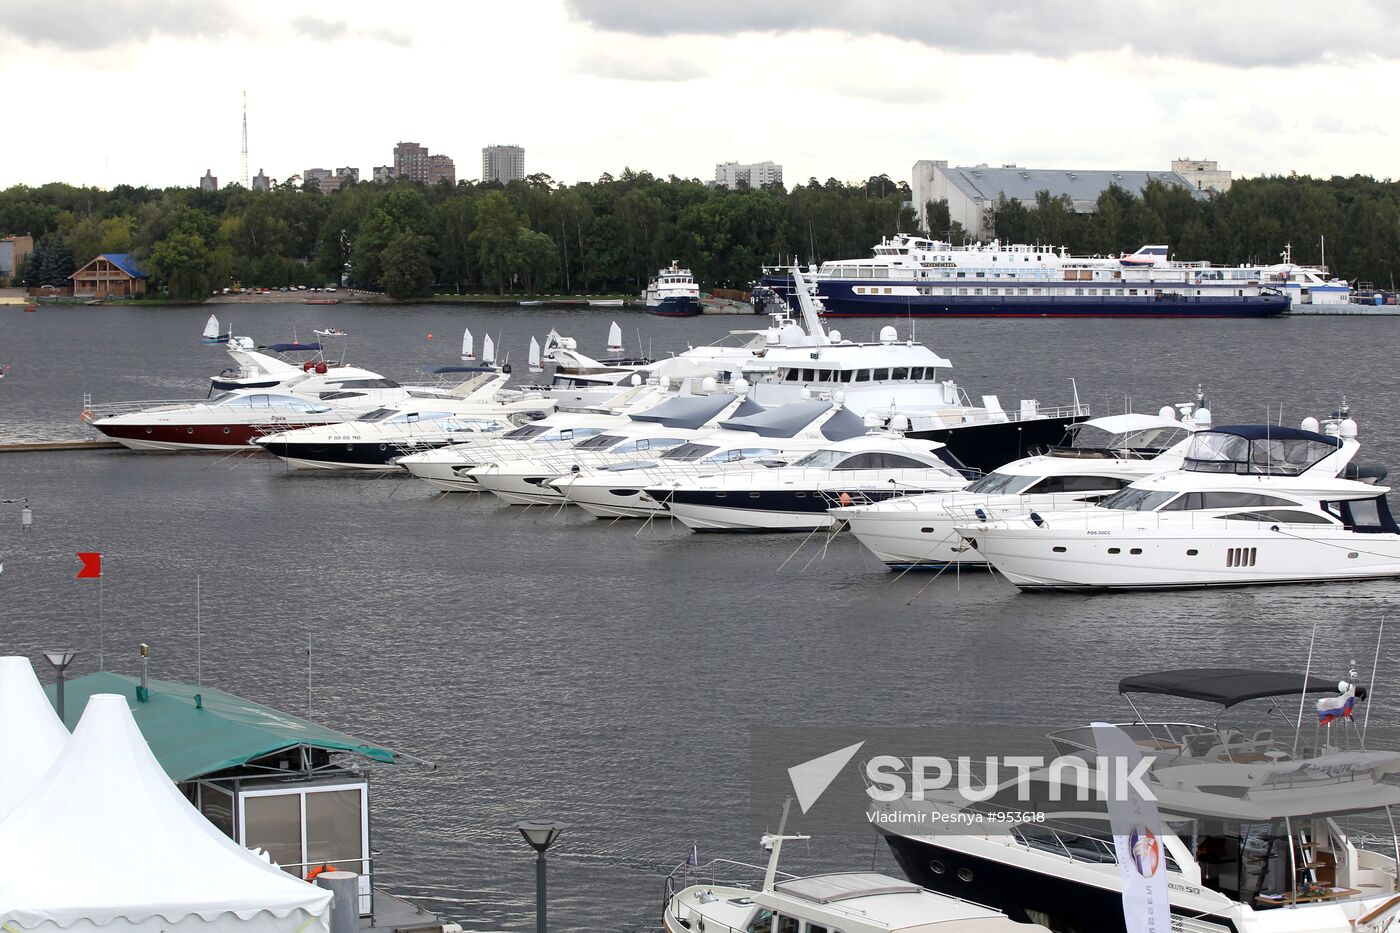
662,443,719,462
356,408,397,422
1185,430,1339,476
965,471,1039,494
791,449,844,469
1099,487,1178,511
574,434,624,450
503,425,549,440
217,393,329,412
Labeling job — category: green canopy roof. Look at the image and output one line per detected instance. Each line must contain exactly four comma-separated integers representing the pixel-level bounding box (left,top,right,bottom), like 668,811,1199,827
48,672,397,782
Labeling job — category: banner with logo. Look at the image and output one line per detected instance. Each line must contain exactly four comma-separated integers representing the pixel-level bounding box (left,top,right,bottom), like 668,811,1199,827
1092,722,1170,933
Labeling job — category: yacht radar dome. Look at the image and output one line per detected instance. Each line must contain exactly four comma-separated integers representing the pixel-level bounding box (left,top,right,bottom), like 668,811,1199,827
780,324,805,345
1301,415,1320,433
1159,406,1177,420
733,376,750,396
1341,417,1359,439
1194,407,1212,427
828,329,842,342
701,376,717,393
879,325,898,344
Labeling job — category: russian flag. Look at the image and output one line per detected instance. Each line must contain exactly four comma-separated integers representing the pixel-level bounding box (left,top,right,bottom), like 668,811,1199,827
1317,685,1356,724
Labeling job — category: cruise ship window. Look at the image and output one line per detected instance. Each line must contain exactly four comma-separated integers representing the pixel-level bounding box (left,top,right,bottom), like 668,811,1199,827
974,288,983,295
958,287,968,295
989,288,998,295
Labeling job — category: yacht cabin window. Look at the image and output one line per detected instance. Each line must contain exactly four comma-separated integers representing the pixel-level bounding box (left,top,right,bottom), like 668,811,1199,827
834,452,936,470
1025,475,1130,494
1159,492,1296,510
1216,509,1334,524
661,443,719,462
964,471,1039,494
1098,487,1177,511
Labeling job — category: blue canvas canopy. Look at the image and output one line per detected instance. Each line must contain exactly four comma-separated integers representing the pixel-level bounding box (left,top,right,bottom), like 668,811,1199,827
264,342,323,352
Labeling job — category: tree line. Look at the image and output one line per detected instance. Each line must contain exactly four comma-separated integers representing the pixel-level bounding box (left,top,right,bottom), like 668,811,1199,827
3,169,1399,300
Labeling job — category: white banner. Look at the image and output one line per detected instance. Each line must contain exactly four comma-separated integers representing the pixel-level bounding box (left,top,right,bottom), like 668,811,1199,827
1092,722,1171,933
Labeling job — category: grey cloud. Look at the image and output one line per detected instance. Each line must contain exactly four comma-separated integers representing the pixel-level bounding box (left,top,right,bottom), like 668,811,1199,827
291,15,411,47
0,0,241,51
578,55,711,82
564,0,1400,68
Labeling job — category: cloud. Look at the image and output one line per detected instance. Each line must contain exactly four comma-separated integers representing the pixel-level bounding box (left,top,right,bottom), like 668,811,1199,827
0,0,241,51
567,32,714,82
291,15,412,48
564,0,1400,68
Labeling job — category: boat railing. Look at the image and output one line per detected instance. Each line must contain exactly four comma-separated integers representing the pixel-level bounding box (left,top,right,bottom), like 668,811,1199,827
80,397,212,421
277,856,375,915
662,856,793,921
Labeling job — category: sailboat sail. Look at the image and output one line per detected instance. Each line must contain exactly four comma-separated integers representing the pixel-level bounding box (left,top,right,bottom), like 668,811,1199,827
461,328,475,360
607,321,623,353
482,335,496,365
528,336,543,373
201,314,227,344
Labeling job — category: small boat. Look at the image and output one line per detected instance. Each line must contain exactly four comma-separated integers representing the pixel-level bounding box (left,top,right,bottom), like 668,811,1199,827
519,300,544,307
23,304,37,313
482,335,496,366
589,299,624,307
645,261,702,317
313,328,348,338
201,314,228,345
606,321,624,353
528,336,543,374
304,298,340,305
461,328,476,361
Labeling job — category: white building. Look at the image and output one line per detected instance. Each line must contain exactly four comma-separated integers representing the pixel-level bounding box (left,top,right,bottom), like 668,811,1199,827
1171,159,1232,193
714,161,782,189
372,165,394,183
482,144,525,184
911,160,1216,240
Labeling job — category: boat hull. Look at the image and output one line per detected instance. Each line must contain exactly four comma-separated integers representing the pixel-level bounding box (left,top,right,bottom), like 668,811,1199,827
256,438,459,470
656,487,934,532
553,481,660,519
647,296,702,317
761,275,1289,318
93,421,336,451
910,416,1083,475
963,525,1400,591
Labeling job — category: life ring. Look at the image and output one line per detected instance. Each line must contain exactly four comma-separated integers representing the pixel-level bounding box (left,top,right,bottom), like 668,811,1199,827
305,864,336,882
81,409,95,423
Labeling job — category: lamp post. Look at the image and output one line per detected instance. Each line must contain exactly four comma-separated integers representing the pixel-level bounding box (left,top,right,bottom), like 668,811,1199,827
0,497,32,531
515,820,567,933
43,650,77,723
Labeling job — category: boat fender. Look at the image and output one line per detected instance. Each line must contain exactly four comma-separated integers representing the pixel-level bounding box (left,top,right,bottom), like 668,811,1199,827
839,492,853,507
314,362,328,374
303,361,316,372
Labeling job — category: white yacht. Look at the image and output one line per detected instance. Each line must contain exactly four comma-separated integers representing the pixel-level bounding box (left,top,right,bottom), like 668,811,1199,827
548,401,861,519
646,433,970,532
875,666,1400,933
834,405,1209,569
464,393,755,505
742,269,1087,473
957,416,1399,590
253,369,554,470
665,824,1045,933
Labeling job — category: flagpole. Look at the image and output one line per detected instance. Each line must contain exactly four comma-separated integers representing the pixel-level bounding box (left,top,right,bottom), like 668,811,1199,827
1293,622,1318,756
98,573,105,672
1363,616,1385,745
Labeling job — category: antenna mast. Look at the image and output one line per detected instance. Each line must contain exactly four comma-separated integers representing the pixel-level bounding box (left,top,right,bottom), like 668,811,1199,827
240,91,250,189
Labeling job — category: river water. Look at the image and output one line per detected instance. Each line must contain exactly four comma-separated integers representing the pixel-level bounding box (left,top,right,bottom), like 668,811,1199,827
2,303,1399,930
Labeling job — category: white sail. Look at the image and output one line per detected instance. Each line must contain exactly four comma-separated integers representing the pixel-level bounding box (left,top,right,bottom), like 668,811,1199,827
461,327,475,360
607,320,623,353
201,314,221,343
528,336,543,373
482,334,496,365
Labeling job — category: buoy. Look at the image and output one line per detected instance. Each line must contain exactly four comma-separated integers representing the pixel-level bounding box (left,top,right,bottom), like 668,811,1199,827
427,333,434,340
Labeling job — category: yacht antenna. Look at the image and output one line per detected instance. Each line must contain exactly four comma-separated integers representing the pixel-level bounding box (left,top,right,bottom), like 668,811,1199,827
1070,377,1081,414
306,633,313,718
195,574,202,687
1363,616,1385,743
1293,621,1318,755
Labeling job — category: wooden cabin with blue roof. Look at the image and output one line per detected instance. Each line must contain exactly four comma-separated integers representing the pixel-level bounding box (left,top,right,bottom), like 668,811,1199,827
70,252,148,298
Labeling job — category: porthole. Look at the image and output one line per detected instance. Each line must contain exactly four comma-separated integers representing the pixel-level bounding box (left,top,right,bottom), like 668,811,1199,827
223,427,230,434
957,867,974,883
930,859,946,875
186,427,194,434
1107,547,1120,555
145,427,153,434
1130,548,1143,555
1052,546,1067,553
921,527,934,533
1349,552,1359,559
1186,549,1199,556
379,444,387,451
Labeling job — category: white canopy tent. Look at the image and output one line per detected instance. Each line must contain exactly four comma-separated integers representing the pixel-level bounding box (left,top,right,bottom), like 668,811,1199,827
0,694,333,933
0,655,69,819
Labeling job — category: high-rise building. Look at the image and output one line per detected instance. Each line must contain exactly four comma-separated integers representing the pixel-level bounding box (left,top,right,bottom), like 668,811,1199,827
714,161,782,189
481,144,525,184
426,154,455,186
335,166,360,184
372,165,394,184
199,169,218,191
251,169,270,192
303,168,334,192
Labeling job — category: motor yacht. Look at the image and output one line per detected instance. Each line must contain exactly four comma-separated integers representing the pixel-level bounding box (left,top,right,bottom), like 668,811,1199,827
956,415,1399,590
740,270,1088,472
647,432,970,532
835,404,1209,569
664,818,1045,933
547,400,864,519
875,666,1400,933
253,369,555,470
646,260,701,316
464,393,756,505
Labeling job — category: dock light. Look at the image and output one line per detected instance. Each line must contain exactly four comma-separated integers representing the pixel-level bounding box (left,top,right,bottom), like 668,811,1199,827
1,497,32,531
43,650,77,723
515,820,567,933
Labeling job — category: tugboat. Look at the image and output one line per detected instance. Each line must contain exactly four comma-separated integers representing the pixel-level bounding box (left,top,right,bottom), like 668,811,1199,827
645,261,702,317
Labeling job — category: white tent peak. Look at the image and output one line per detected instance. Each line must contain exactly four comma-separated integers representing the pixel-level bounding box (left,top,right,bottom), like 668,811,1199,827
0,693,332,931
0,655,69,820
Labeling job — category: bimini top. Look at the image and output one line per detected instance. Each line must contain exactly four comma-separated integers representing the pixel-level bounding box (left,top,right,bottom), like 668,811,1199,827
1184,424,1341,476
1120,668,1346,707
628,393,736,429
263,342,323,353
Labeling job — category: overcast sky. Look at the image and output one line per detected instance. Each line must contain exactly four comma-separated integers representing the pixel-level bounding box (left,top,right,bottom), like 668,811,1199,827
2,0,1396,192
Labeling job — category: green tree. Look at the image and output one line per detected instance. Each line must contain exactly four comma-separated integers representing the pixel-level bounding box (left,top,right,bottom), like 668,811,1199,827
514,229,559,294
148,229,213,300
471,192,525,293
379,232,433,299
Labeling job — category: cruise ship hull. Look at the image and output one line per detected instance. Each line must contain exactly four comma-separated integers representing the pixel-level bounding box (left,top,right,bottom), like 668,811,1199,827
761,275,1289,318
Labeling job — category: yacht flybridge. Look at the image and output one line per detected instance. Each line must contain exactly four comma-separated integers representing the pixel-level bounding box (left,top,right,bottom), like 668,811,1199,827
957,414,1400,590
876,666,1400,933
834,402,1211,569
746,269,1087,472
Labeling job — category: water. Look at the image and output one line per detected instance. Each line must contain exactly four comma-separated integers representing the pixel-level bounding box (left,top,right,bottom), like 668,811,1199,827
3,303,1400,930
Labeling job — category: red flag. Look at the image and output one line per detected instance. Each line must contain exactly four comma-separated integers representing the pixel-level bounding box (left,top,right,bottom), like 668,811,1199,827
76,552,102,579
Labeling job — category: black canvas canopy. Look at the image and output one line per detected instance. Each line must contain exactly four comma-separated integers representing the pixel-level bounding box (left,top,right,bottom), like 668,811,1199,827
1119,668,1344,707
628,394,735,429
